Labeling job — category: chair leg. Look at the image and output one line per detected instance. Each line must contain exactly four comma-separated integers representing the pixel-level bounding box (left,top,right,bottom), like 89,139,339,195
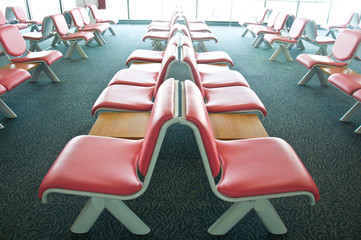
208,201,253,235
0,99,17,118
30,65,42,83
282,44,293,62
316,69,328,86
29,41,42,52
74,42,89,59
251,34,262,46
340,102,361,122
315,45,328,56
298,68,318,86
93,32,104,46
106,199,150,235
269,45,283,61
71,197,106,233
0,123,3,129
355,125,361,134
253,35,265,48
297,40,305,50
194,42,208,52
241,28,249,37
42,63,60,83
109,26,116,35
254,199,287,235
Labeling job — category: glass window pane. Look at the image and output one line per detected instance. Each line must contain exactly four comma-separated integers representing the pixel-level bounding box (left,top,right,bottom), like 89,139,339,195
129,0,162,20
28,0,60,20
198,0,232,21
265,0,298,16
107,0,128,20
328,0,361,25
298,2,330,24
62,0,77,12
163,0,197,20
232,0,265,23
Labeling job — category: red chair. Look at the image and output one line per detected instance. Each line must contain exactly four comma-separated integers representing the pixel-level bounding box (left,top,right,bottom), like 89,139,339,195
5,6,42,32
246,11,279,40
126,35,179,66
0,9,27,29
296,29,361,86
0,69,32,129
38,78,179,234
328,73,361,134
91,44,178,116
77,7,113,36
320,12,360,39
178,24,218,52
86,4,118,35
181,45,267,118
263,18,310,62
67,9,106,46
22,16,56,51
50,14,95,59
181,80,320,235
240,8,272,37
250,12,293,48
0,25,63,83
302,20,335,56
142,23,183,50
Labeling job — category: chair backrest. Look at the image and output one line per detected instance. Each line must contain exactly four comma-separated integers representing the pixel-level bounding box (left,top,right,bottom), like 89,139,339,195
5,7,16,22
50,14,69,36
338,12,360,28
273,12,290,31
153,44,178,97
11,6,28,22
138,78,177,176
0,10,6,25
266,11,279,28
0,25,27,57
69,9,85,29
41,16,55,38
257,8,271,24
288,18,310,40
303,20,318,41
87,4,100,20
78,7,91,25
181,45,205,97
182,80,220,177
332,29,361,62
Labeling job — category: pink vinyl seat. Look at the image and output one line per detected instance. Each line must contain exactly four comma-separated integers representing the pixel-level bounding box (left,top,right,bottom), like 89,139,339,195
142,23,182,50
240,8,272,37
86,4,118,33
77,7,114,36
67,9,107,46
263,18,310,62
328,73,361,134
50,14,95,59
5,6,41,32
38,78,180,235
250,12,293,48
0,25,63,83
320,12,360,39
181,80,320,235
296,29,361,86
126,35,179,65
178,24,218,52
0,9,27,30
181,45,267,118
22,16,56,51
302,20,335,56
0,69,32,129
91,44,178,116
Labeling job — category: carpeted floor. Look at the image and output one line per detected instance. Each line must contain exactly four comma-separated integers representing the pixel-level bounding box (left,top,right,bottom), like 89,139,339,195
0,23,360,240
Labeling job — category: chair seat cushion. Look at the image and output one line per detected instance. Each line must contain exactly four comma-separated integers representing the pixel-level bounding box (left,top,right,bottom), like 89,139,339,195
195,51,234,66
315,36,335,45
352,89,361,102
0,84,6,95
81,24,107,33
296,54,348,69
108,69,158,87
148,26,170,32
11,50,63,66
143,32,170,41
204,86,267,116
22,32,43,40
0,69,31,91
126,49,164,65
38,135,144,198
91,84,154,115
62,31,94,41
328,73,361,95
264,34,297,44
216,137,320,200
190,32,218,42
201,70,250,88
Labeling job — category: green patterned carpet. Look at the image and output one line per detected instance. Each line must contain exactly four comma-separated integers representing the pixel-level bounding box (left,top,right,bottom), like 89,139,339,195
0,24,360,239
